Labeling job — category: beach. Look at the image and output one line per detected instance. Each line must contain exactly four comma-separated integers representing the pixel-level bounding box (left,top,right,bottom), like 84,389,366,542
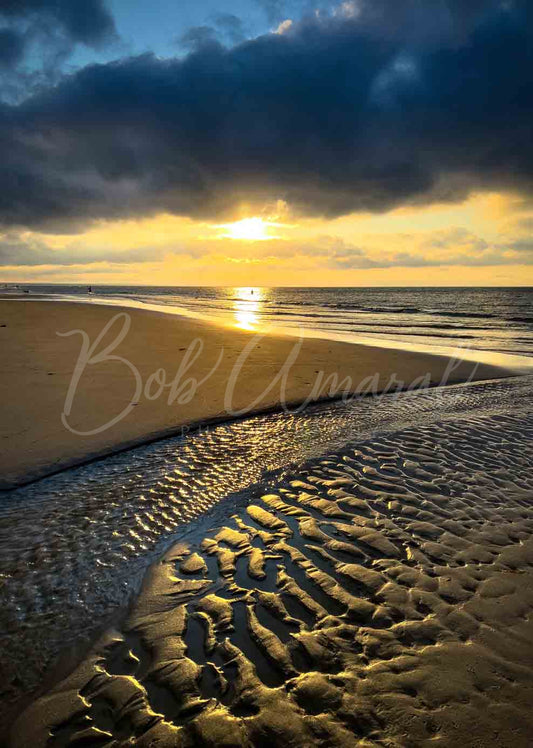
3,376,533,747
1,297,532,747
0,299,510,490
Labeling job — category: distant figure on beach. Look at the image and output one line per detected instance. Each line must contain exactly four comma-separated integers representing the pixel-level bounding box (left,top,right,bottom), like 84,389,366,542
88,286,92,294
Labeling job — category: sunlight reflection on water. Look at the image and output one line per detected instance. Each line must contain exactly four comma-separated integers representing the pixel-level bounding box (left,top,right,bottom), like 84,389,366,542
232,286,268,330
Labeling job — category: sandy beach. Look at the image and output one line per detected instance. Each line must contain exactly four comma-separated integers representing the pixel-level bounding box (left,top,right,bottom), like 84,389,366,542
1,298,532,747
0,299,510,490
4,381,533,747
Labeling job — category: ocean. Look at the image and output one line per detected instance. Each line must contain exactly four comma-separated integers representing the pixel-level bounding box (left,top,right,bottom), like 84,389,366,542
8,284,533,363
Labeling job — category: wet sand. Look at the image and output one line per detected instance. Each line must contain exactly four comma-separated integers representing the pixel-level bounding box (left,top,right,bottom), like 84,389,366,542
6,399,533,747
0,299,510,489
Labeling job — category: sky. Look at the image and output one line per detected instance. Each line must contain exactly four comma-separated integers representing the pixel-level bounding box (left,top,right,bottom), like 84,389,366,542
0,0,532,286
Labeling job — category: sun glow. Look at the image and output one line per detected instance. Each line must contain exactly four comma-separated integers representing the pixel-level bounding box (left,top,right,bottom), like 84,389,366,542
232,286,266,330
221,217,274,241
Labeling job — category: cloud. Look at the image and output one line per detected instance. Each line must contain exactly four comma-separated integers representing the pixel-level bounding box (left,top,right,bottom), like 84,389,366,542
209,228,533,269
0,231,198,266
0,17,80,103
333,2,361,21
509,239,533,253
513,216,533,233
274,19,293,35
211,13,247,45
0,28,26,68
0,239,157,267
2,221,532,272
258,228,533,267
178,26,219,51
0,1,532,232
0,0,116,47
177,14,247,51
0,0,117,103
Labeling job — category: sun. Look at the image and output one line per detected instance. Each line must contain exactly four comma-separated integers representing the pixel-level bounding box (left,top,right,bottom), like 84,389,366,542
222,217,272,241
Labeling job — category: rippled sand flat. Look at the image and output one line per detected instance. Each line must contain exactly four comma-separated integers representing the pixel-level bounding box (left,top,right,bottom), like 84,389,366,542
4,378,533,746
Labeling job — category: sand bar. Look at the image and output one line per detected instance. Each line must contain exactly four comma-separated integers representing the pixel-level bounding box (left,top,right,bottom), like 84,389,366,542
0,299,511,489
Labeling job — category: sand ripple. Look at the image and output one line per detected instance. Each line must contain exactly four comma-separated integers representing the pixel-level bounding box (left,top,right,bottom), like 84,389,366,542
4,377,533,746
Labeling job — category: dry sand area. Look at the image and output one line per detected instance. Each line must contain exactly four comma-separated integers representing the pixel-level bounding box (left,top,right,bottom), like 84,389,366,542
7,405,533,747
0,299,509,489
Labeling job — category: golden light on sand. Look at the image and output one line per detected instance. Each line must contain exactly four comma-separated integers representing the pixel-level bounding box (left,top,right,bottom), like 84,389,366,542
232,286,265,330
222,217,273,241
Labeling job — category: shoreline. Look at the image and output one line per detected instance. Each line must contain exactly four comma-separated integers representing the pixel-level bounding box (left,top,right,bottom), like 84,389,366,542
0,375,517,493
5,290,532,372
0,298,513,490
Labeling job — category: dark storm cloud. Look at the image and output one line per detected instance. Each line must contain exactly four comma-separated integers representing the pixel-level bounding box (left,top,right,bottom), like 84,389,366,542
212,13,247,45
0,0,117,104
0,28,25,68
0,0,116,46
1,0,533,230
